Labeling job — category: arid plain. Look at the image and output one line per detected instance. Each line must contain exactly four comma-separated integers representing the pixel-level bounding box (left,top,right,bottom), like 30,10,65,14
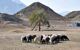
0,28,80,50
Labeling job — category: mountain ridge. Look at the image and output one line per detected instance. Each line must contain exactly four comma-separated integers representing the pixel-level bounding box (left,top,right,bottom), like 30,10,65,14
15,2,65,20
0,13,23,23
65,11,80,21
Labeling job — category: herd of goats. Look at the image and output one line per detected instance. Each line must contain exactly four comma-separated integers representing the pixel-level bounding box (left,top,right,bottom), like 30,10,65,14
21,34,69,44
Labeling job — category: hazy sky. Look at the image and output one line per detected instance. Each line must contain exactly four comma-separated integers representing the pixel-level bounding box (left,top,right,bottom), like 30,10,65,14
0,0,80,15
0,0,25,14
20,0,80,15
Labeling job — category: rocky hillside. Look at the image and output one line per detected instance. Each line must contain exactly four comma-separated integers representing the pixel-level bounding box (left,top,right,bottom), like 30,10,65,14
0,13,22,23
65,11,80,21
0,13,28,29
15,2,65,20
0,2,69,30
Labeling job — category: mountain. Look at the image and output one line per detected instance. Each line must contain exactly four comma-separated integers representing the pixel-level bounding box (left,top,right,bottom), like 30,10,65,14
65,11,80,21
0,13,23,23
0,13,28,29
0,0,26,14
0,2,68,30
15,2,65,20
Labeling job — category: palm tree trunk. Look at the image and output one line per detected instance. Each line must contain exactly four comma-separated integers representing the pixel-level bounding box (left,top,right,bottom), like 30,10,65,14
39,21,41,31
31,21,38,31
31,23,37,31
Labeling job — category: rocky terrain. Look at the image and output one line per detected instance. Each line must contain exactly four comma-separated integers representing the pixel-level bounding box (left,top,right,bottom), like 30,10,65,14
65,11,80,21
0,2,69,31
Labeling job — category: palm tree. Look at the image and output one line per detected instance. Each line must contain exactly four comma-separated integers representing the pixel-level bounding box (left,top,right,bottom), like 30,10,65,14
29,10,50,31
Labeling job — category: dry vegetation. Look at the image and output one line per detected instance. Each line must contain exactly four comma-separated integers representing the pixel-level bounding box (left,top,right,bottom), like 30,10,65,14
0,29,80,50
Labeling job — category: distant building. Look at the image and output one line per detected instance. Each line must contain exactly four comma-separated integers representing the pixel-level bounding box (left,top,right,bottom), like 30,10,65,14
68,21,80,28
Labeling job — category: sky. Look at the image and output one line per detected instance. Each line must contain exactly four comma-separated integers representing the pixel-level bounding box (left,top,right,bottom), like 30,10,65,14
0,0,80,15
0,0,25,14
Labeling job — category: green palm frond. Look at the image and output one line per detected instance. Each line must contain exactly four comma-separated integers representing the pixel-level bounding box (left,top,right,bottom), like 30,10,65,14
29,9,50,31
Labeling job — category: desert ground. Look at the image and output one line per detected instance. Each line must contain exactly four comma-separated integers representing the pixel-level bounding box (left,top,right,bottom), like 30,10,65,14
0,29,80,50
